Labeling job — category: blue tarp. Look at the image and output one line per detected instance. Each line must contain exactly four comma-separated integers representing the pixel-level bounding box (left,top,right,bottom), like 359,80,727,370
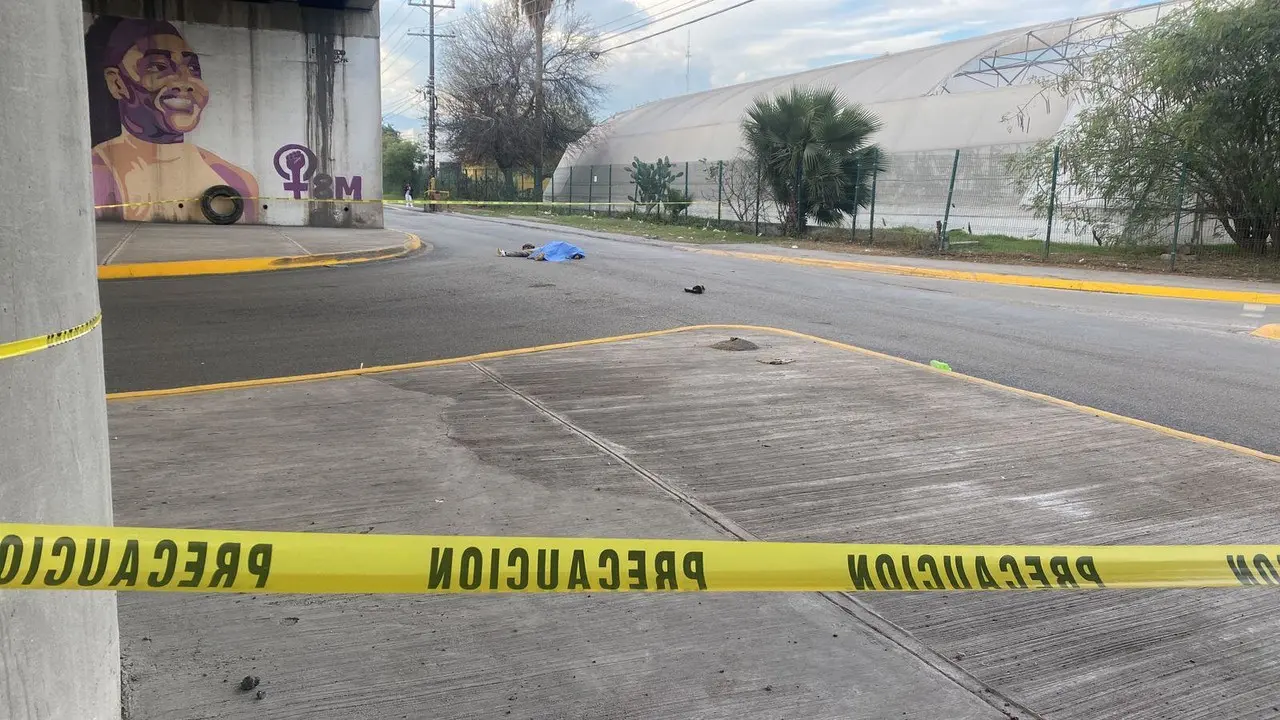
529,241,585,262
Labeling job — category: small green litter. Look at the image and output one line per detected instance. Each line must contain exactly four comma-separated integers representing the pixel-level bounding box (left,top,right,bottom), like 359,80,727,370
929,360,952,372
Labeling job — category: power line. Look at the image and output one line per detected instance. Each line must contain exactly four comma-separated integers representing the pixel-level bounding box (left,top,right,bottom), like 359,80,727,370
600,0,759,54
591,0,687,34
382,92,424,119
378,0,412,32
378,1,421,69
598,0,719,44
382,93,419,115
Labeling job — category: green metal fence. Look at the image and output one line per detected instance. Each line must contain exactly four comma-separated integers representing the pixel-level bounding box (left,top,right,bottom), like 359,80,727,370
544,149,1274,268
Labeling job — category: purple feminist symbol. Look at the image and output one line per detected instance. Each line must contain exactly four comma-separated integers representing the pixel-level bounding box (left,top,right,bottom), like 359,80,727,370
273,144,318,199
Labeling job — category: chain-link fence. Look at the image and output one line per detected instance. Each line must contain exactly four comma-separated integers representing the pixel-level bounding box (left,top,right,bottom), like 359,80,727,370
545,147,1275,269
435,164,538,203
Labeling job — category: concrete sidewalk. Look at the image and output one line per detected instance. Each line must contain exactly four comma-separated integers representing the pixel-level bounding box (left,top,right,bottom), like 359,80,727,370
96,221,415,270
107,327,1280,719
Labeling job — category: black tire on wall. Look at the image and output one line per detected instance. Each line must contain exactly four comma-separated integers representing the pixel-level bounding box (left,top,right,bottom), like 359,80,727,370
200,185,245,225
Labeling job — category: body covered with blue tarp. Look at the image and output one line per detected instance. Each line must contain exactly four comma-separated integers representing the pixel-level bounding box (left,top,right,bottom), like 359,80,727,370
528,241,585,262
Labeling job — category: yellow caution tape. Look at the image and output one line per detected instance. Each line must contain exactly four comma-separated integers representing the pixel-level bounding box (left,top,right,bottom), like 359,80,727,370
94,197,644,210
93,198,198,210
397,200,645,207
0,313,102,362
94,196,390,210
2,524,1279,593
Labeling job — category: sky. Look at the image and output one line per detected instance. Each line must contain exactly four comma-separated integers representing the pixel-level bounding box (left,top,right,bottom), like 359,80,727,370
379,0,1162,133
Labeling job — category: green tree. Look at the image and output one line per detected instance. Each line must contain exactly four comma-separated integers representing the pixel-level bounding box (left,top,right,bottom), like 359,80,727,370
440,4,602,199
382,124,425,195
1009,0,1280,255
742,87,884,236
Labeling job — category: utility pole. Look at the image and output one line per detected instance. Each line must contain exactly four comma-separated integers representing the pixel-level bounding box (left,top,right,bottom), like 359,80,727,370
2,1,119,717
409,0,455,188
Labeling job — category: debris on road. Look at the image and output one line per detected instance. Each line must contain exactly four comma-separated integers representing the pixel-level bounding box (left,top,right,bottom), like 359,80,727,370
711,337,759,351
930,360,953,372
239,676,260,691
757,358,795,365
684,284,705,294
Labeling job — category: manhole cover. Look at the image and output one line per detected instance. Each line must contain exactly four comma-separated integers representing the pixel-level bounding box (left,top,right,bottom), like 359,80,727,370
710,337,759,351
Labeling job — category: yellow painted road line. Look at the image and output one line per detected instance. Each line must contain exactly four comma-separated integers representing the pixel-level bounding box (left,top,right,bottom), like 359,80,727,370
1252,324,1280,340
4,523,1280,593
106,324,1279,464
686,248,1280,305
97,233,422,280
0,312,102,362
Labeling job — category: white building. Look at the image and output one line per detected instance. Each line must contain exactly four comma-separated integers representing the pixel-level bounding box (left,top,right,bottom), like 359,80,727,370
553,2,1190,243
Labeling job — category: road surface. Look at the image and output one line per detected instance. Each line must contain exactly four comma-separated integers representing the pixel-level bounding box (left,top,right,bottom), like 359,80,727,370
99,208,1279,453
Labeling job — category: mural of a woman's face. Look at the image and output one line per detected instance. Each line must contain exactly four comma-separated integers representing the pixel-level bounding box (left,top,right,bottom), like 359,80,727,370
104,32,209,142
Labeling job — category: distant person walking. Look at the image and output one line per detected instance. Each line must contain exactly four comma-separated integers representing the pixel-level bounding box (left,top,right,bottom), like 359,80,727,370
403,183,413,208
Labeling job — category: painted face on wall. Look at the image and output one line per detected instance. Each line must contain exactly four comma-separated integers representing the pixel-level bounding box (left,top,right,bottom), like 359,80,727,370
104,32,208,143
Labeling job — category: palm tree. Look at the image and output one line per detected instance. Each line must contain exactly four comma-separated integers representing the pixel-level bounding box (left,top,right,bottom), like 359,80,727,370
512,0,570,202
742,86,885,235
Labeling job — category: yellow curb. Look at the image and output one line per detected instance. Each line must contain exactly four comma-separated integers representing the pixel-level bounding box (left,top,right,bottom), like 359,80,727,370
107,324,1278,465
97,232,423,280
1252,324,1280,340
686,248,1280,305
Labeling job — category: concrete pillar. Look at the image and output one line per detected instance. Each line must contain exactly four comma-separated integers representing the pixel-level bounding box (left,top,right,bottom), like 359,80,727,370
0,2,120,719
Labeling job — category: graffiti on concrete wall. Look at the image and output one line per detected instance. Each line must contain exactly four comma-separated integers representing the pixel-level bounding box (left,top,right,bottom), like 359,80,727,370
86,17,258,223
273,144,363,201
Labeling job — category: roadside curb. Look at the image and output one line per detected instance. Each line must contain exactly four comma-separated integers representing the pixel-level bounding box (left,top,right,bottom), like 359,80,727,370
106,323,1278,465
687,248,1280,305
97,231,424,280
443,212,1280,305
1252,324,1280,341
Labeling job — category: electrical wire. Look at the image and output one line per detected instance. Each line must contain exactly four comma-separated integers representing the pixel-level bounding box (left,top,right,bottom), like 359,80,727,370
378,0,412,32
599,0,759,54
382,49,436,88
598,0,719,44
600,0,717,41
591,0,688,34
382,93,424,119
378,1,421,69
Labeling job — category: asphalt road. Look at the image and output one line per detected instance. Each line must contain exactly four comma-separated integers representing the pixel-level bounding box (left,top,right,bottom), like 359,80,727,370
100,208,1279,454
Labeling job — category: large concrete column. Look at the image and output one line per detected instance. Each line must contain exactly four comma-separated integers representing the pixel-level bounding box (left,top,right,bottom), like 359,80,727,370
0,2,120,719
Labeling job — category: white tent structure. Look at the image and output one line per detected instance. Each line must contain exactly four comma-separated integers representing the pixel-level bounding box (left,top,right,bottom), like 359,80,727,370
552,1,1190,242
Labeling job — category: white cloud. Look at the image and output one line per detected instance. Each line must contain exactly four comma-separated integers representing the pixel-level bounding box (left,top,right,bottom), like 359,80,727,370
379,0,1163,127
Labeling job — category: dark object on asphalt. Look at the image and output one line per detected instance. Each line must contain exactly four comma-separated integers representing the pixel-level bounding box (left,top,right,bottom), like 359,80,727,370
498,241,586,261
684,284,705,294
256,690,267,700
200,185,245,225
239,676,260,691
711,337,759,351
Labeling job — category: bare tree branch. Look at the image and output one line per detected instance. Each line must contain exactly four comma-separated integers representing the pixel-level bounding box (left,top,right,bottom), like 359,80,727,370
439,3,605,194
